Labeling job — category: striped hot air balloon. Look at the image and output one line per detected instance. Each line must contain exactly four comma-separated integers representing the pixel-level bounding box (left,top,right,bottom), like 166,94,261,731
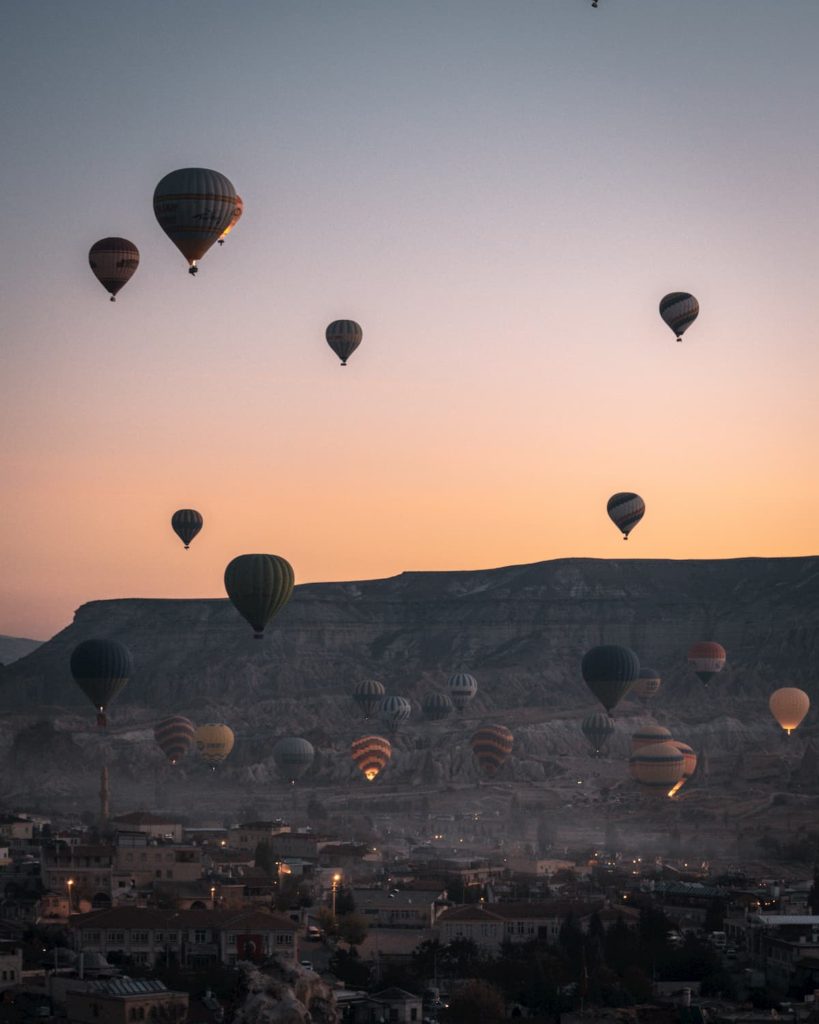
379,695,411,731
769,688,810,735
581,645,640,715
632,667,662,702
224,554,294,639
218,195,243,245
351,735,392,781
470,725,514,778
659,292,699,342
422,692,454,721
88,237,139,301
448,673,478,711
629,741,684,798
194,724,235,769
353,679,385,719
326,320,362,366
171,509,203,550
669,740,698,795
630,723,672,754
606,493,645,540
273,737,315,783
153,167,238,275
687,641,726,686
581,712,615,757
69,639,132,728
154,716,196,766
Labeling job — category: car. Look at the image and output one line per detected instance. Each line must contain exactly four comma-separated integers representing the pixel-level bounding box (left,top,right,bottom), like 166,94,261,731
300,960,314,971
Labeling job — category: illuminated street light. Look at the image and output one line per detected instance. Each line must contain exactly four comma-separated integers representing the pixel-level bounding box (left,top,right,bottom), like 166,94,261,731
331,873,342,917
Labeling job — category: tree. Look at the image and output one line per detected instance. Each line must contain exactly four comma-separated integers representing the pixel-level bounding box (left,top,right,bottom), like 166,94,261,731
254,841,274,875
329,947,371,989
442,980,505,1024
337,913,368,948
334,885,356,916
703,898,727,934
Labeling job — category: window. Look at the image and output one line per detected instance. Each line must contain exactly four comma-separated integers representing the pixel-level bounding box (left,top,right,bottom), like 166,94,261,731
108,932,125,944
155,933,164,943
227,934,236,947
194,930,207,943
411,1011,418,1022
166,870,173,879
133,932,149,945
166,932,178,944
8,971,14,981
86,931,101,944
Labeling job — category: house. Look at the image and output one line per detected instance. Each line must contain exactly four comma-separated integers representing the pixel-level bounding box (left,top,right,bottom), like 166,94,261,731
436,900,604,951
68,907,299,967
369,987,423,1022
65,977,188,1024
0,943,22,992
228,821,290,853
352,890,444,930
111,833,202,894
111,814,183,844
0,817,34,848
41,844,114,908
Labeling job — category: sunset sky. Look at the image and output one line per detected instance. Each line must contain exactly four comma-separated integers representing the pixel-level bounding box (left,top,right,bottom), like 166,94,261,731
2,1,819,640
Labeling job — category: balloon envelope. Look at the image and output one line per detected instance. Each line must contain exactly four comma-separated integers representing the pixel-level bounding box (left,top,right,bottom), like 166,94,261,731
224,554,294,638
69,639,132,725
581,712,615,756
632,667,661,701
423,692,454,721
273,737,315,782
351,735,392,781
471,724,514,778
448,672,478,711
153,168,238,272
326,320,362,366
607,493,645,540
629,741,684,797
379,695,411,730
218,195,243,244
630,723,672,754
88,238,139,301
687,641,726,685
659,292,699,341
769,688,810,735
195,724,235,767
171,509,203,549
581,645,640,715
154,716,196,765
353,679,385,719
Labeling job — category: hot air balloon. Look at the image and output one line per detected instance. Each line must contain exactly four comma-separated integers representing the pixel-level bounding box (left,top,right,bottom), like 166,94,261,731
218,195,243,245
448,673,477,711
326,320,362,366
379,695,411,731
581,645,640,715
153,168,238,275
195,724,235,768
687,641,726,686
224,554,294,639
581,712,615,757
171,509,203,550
629,741,684,797
668,740,697,795
273,737,315,783
69,639,132,727
88,237,139,301
471,725,514,778
351,735,392,781
769,688,810,735
659,292,699,343
630,723,672,754
632,667,662,702
154,716,196,766
353,679,385,719
606,493,645,540
423,692,454,722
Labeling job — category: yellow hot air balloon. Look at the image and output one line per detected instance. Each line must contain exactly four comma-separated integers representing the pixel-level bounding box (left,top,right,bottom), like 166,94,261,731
195,723,235,768
668,740,698,796
769,688,810,735
630,723,672,754
629,741,684,798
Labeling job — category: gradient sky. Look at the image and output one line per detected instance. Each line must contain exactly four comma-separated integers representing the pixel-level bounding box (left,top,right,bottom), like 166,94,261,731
2,1,819,640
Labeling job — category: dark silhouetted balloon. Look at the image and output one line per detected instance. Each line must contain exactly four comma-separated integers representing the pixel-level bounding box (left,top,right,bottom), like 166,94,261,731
70,639,132,727
273,737,315,783
88,238,139,301
581,711,614,757
581,645,640,715
154,716,196,765
448,672,477,711
659,292,699,342
353,679,385,719
423,692,454,721
153,168,238,274
171,509,203,550
379,695,411,731
607,493,645,540
224,554,294,638
326,320,362,366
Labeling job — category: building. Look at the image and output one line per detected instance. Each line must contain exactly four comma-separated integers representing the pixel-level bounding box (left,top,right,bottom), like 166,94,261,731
0,943,22,992
228,822,290,853
112,814,184,844
353,889,444,930
68,907,299,968
0,816,34,847
436,900,604,951
65,977,188,1024
41,844,114,908
369,987,423,1022
111,833,202,894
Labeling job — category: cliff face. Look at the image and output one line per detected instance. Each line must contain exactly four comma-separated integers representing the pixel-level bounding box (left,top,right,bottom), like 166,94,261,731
0,635,42,666
0,556,817,809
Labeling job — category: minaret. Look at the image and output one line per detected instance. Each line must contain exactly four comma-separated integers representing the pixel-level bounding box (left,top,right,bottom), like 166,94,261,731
100,765,110,830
